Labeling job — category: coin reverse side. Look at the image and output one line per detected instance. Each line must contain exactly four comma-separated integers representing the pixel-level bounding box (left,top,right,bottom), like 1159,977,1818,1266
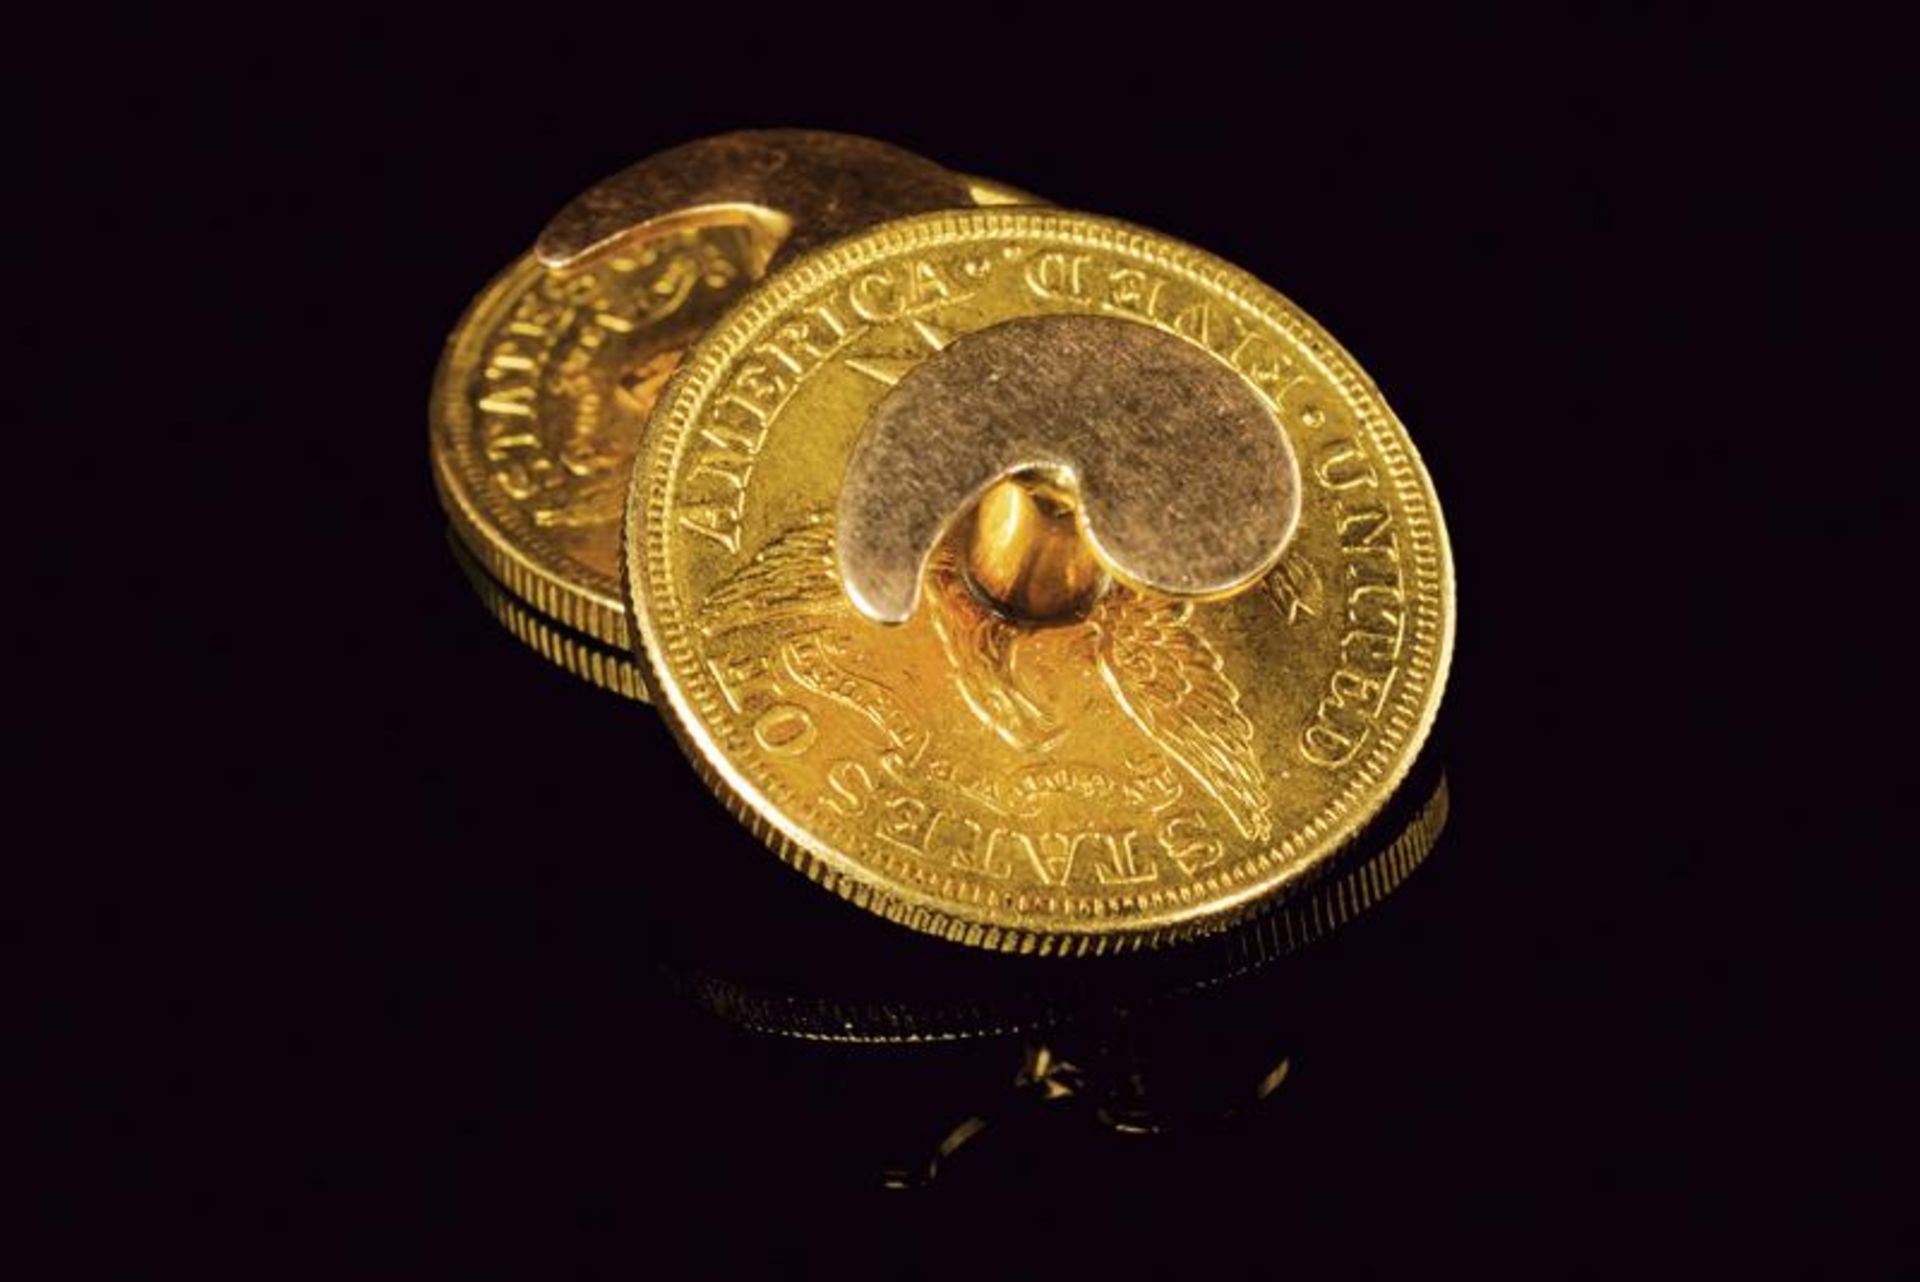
628,209,1453,952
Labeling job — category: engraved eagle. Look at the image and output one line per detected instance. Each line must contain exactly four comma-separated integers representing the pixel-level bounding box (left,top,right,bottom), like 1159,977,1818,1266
699,516,923,752
925,544,1272,842
706,515,1272,843
1092,593,1270,841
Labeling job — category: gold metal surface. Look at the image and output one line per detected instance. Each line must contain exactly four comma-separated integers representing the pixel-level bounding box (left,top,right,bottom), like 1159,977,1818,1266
962,474,1109,624
626,208,1454,952
431,226,762,654
836,314,1301,625
962,175,1044,207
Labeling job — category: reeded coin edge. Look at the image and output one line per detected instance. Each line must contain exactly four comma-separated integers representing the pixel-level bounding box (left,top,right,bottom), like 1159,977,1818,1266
429,253,632,650
684,774,1447,1041
1165,772,1449,988
446,530,649,703
628,208,1456,954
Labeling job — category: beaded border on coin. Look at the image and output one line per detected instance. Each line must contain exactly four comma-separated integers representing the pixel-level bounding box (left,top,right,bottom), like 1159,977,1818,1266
682,772,1448,1041
626,207,1454,954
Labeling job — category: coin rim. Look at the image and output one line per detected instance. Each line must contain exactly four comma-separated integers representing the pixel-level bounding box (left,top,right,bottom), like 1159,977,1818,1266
685,773,1448,1041
429,252,635,648
626,207,1456,953
445,529,650,703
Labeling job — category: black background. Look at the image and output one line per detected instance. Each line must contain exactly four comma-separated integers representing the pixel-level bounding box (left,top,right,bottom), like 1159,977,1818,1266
47,10,1904,1276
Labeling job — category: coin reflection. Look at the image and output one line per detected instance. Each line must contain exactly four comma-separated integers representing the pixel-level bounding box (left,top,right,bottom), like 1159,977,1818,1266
654,758,1448,1186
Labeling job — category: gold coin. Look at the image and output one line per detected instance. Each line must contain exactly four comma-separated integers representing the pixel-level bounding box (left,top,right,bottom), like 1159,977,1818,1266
627,208,1454,953
431,220,769,657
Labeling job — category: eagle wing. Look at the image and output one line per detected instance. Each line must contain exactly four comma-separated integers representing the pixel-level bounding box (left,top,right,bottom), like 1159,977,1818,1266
699,515,920,751
698,515,841,639
1093,592,1272,842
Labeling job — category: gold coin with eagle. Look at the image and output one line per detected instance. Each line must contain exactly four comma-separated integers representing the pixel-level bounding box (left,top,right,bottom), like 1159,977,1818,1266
626,208,1453,952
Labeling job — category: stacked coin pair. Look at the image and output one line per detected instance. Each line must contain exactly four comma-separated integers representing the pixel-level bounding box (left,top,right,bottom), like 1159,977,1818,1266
431,131,1454,956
